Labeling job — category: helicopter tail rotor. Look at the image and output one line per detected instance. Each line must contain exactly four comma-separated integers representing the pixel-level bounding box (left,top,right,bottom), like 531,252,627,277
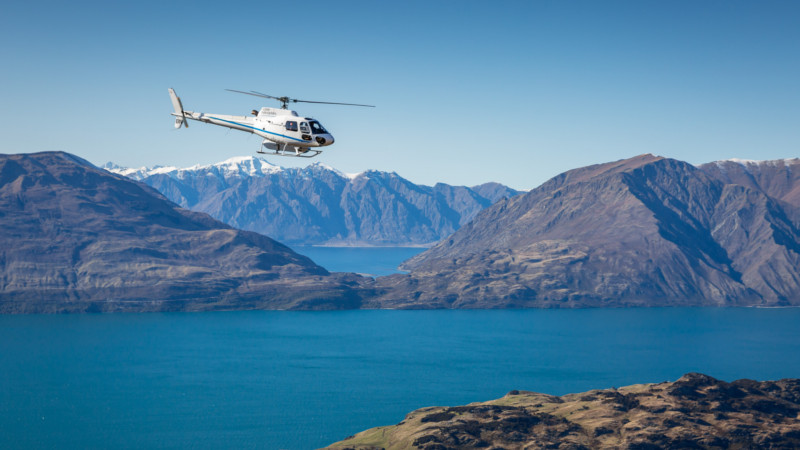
168,88,189,128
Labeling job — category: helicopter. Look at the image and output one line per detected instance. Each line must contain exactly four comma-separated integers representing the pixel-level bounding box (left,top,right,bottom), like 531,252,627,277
168,88,374,158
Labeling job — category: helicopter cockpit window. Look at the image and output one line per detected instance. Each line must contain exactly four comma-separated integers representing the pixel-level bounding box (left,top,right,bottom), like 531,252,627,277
309,121,328,135
285,121,298,131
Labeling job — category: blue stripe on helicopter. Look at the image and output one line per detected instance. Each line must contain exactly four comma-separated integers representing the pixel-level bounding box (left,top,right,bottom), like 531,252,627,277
208,116,307,143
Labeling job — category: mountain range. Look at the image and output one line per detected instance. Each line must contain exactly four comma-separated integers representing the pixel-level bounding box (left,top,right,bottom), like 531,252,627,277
0,152,364,313
369,155,800,308
105,157,519,246
2,151,799,313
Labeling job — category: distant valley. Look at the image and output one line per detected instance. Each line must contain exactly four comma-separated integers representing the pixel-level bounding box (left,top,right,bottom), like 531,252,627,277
106,157,519,246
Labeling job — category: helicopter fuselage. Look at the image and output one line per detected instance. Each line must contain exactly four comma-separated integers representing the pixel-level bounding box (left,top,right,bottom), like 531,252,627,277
168,88,371,158
178,107,335,149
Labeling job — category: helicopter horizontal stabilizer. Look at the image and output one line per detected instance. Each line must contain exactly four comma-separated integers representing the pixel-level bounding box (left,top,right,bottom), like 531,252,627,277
168,88,188,128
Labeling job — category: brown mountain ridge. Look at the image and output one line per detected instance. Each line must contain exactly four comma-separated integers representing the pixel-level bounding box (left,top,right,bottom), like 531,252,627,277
369,154,800,308
699,158,800,207
0,152,365,313
2,152,800,312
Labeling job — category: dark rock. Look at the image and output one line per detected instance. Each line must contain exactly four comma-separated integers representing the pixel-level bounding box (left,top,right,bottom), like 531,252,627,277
421,412,455,423
625,442,662,450
751,399,800,417
412,435,441,446
594,426,614,436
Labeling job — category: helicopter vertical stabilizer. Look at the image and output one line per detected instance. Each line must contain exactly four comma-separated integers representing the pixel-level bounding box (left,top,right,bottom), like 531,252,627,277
168,88,188,128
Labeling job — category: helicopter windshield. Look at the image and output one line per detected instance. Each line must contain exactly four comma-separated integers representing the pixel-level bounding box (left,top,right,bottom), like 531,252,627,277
309,121,328,135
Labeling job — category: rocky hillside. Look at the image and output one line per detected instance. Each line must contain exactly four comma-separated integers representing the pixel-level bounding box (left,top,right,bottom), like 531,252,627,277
700,158,800,207
0,152,365,313
326,373,800,449
370,155,800,308
105,157,519,246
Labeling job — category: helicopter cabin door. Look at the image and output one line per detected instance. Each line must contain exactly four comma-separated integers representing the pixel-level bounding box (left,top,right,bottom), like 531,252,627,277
299,121,312,141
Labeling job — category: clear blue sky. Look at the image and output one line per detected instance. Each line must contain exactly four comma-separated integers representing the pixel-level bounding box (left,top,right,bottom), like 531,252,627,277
2,0,798,190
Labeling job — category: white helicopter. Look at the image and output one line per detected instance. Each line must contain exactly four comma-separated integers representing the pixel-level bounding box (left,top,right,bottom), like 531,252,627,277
168,88,374,158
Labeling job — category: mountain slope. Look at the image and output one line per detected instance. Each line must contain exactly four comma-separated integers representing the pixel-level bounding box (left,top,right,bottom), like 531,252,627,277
106,157,519,246
700,158,800,207
0,152,364,313
326,373,800,449
370,155,800,308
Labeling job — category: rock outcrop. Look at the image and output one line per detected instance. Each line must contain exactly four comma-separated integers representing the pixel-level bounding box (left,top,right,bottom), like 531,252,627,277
326,373,800,449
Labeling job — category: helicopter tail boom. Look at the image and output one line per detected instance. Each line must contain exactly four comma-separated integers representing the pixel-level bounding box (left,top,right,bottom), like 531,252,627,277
168,88,188,128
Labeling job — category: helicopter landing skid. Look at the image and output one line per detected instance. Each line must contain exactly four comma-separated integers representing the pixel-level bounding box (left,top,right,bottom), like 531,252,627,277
257,148,322,158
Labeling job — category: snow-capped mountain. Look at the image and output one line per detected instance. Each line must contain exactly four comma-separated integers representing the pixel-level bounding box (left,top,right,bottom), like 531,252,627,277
106,156,519,246
103,156,286,181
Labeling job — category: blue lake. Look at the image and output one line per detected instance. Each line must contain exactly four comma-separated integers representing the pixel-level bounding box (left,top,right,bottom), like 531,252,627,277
290,245,426,276
2,249,800,449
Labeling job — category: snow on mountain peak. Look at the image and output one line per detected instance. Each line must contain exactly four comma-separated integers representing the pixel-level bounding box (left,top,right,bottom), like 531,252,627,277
211,156,283,177
716,157,799,167
105,164,177,181
106,156,396,184
105,156,287,180
704,157,799,176
303,161,352,179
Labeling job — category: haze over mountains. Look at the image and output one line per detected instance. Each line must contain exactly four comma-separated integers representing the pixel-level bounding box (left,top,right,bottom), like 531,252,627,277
370,155,800,308
106,157,519,246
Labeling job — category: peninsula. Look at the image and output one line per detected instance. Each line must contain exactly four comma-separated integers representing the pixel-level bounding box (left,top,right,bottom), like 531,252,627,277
326,373,800,449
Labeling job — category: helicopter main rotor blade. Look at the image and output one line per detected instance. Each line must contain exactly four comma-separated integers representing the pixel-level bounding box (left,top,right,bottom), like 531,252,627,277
225,89,282,101
228,89,375,108
290,99,376,108
250,91,375,108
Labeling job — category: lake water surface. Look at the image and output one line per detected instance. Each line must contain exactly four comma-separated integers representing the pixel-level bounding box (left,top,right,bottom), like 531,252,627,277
290,245,426,276
2,249,800,449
